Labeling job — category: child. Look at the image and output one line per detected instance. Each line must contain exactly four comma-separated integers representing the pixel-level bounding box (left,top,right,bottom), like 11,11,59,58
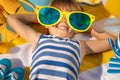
7,0,116,80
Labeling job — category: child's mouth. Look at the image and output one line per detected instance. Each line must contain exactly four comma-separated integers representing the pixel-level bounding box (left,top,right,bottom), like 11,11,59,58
57,26,68,30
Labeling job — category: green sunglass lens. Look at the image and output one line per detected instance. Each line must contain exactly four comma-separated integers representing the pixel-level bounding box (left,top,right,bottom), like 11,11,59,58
69,13,90,30
39,7,60,25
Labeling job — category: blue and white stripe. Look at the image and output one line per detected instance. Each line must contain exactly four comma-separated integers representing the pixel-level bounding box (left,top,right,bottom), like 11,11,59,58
30,34,81,80
107,57,120,74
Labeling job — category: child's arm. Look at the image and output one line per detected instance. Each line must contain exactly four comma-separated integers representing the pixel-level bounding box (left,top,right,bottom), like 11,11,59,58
7,14,41,48
91,29,116,41
80,29,117,59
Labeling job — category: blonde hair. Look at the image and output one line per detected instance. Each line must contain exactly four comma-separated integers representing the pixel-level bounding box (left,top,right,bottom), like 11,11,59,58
49,0,83,11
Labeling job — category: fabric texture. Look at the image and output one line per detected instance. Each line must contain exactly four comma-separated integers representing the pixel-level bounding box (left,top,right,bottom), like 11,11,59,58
30,34,81,80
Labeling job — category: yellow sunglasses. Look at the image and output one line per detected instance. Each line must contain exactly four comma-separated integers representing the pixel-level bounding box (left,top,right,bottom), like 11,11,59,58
35,6,95,32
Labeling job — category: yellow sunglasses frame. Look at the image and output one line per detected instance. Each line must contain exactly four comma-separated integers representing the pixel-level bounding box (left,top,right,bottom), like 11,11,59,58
35,6,95,32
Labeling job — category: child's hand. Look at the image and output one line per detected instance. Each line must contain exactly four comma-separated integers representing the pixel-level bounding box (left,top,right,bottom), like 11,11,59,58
108,32,120,58
91,29,116,40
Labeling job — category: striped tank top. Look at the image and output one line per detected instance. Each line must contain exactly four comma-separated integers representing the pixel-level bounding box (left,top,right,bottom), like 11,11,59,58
30,34,81,80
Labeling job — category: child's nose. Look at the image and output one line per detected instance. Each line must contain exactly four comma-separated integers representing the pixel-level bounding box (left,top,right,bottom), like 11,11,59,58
61,14,67,22
61,19,66,23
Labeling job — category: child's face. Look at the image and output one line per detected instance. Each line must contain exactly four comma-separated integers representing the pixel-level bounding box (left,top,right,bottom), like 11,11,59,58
45,6,77,38
47,13,76,38
44,4,83,38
